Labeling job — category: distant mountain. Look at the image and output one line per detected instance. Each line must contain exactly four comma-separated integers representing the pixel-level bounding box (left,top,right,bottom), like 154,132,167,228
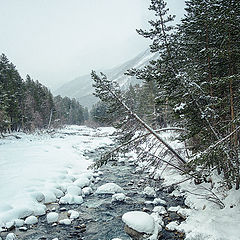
54,49,158,109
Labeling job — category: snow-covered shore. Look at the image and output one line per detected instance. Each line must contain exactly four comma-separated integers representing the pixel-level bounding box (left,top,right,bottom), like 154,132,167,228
0,126,114,228
134,131,240,240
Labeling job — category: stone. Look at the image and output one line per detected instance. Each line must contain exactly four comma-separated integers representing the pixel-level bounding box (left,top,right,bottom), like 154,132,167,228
124,225,146,240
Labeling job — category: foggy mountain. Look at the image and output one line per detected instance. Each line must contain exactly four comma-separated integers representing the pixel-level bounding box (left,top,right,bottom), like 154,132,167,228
54,49,158,108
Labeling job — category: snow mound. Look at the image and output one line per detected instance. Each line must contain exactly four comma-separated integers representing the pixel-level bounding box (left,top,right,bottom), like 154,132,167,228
122,211,155,234
96,183,124,194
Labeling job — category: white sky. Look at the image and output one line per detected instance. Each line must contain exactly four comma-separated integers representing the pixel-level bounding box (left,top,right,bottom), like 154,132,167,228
0,0,185,90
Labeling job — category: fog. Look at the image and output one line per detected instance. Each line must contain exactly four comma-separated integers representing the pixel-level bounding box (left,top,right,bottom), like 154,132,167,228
0,0,185,90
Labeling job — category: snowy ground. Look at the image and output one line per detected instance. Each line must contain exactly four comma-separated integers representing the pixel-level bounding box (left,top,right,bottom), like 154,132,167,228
133,131,240,240
0,125,114,228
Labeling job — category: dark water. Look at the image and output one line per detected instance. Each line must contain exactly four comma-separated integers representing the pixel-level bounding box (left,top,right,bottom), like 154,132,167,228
3,153,186,240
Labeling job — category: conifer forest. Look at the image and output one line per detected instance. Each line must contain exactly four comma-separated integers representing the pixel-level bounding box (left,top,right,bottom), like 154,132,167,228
91,0,240,190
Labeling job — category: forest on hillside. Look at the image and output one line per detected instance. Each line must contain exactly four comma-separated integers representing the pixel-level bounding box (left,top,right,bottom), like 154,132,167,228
0,54,89,134
91,0,240,190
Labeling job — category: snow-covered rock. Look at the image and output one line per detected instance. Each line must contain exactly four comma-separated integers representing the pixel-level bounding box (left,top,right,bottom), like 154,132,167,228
47,212,59,224
74,177,90,188
96,183,124,194
153,206,167,215
68,210,79,219
59,219,71,225
177,208,191,219
168,206,181,212
33,205,47,216
6,221,14,229
153,198,166,205
14,219,24,227
31,192,45,202
67,185,82,196
25,216,38,225
143,186,156,198
112,193,126,202
82,187,92,196
122,211,155,234
165,221,179,231
43,191,57,204
5,233,17,240
59,194,83,204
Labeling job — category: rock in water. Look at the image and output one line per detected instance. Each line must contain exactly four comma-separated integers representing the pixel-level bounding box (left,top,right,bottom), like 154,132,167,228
143,186,156,198
122,211,155,235
124,225,146,239
95,183,124,194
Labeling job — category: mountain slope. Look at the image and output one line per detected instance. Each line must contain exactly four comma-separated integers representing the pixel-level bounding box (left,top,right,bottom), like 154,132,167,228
54,49,157,108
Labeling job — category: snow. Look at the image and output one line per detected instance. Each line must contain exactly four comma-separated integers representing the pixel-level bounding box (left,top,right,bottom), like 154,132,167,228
165,221,179,231
59,219,71,225
68,210,79,219
143,186,156,197
95,183,124,194
24,216,38,225
122,211,155,234
133,130,240,240
46,212,59,224
0,126,114,227
112,193,126,202
5,233,16,240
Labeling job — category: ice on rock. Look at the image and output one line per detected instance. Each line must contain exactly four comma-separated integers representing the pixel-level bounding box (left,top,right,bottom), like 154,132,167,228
67,186,82,196
74,177,90,188
96,183,124,195
47,212,59,224
68,210,79,219
25,216,38,225
122,211,155,234
82,187,92,196
112,193,126,202
143,186,156,198
5,233,17,240
59,219,71,225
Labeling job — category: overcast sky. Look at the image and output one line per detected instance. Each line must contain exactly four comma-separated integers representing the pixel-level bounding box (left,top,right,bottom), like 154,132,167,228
0,0,185,90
